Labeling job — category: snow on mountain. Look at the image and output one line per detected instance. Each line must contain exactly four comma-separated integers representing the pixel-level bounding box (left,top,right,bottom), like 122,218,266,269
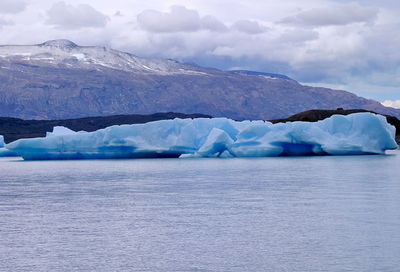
0,39,208,75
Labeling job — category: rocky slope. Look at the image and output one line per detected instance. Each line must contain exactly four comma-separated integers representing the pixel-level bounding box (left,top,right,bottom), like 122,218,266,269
0,39,399,120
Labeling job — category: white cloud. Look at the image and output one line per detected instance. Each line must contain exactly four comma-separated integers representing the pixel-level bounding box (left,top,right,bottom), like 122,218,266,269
382,100,400,109
231,20,267,34
201,15,228,32
0,18,13,27
47,2,109,29
0,0,26,14
137,5,227,33
281,3,378,26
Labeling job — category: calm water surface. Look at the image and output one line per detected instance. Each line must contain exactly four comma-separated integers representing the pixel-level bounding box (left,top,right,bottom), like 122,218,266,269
1,151,400,272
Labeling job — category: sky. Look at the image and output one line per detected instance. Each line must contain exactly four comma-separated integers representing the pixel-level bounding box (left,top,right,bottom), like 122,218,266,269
0,0,399,106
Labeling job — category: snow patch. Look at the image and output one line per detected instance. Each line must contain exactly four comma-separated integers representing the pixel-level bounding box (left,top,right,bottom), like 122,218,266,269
72,53,86,61
261,75,278,80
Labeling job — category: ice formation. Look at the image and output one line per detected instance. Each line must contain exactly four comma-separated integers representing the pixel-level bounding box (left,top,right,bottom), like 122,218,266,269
6,113,398,160
0,135,17,157
46,126,79,137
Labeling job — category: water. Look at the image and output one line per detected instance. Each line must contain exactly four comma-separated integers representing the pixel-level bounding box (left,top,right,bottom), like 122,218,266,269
1,151,400,272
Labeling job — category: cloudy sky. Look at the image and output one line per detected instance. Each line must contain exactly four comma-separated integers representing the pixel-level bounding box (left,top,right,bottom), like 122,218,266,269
0,0,399,105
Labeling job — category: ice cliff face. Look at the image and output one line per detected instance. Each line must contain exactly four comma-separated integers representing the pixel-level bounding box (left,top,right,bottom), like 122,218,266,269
0,135,4,148
0,39,399,120
7,113,398,160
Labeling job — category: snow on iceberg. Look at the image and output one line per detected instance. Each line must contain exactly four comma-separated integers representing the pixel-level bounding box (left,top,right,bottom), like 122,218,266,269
46,126,78,137
6,113,398,160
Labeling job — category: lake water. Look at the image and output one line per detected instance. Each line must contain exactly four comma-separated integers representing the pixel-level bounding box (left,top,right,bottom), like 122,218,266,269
1,151,400,271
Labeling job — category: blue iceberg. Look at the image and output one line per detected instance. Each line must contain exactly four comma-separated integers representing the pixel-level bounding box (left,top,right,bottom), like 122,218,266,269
0,135,17,157
6,113,398,160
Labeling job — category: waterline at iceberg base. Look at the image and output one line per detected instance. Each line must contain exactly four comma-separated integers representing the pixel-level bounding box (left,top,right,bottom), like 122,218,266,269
6,113,398,160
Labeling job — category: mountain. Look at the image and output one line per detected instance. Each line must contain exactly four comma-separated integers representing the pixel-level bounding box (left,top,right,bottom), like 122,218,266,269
0,39,399,120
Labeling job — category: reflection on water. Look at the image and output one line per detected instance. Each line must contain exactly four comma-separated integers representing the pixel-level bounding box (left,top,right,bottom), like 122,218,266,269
1,151,400,271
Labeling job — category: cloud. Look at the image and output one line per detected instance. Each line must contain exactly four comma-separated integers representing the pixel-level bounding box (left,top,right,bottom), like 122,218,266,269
0,18,13,27
382,100,400,109
201,15,228,32
281,3,379,26
278,29,319,44
0,0,26,14
231,20,267,34
0,1,398,101
47,2,108,29
137,6,227,33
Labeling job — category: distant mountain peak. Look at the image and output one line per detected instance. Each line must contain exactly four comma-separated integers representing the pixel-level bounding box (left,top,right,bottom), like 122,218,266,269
39,39,78,50
0,39,210,75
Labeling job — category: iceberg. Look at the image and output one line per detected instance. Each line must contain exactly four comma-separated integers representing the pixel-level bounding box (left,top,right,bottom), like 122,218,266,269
46,126,78,137
0,135,17,157
6,113,398,160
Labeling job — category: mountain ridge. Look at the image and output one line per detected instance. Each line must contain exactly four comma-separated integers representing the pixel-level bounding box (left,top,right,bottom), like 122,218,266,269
0,39,399,120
